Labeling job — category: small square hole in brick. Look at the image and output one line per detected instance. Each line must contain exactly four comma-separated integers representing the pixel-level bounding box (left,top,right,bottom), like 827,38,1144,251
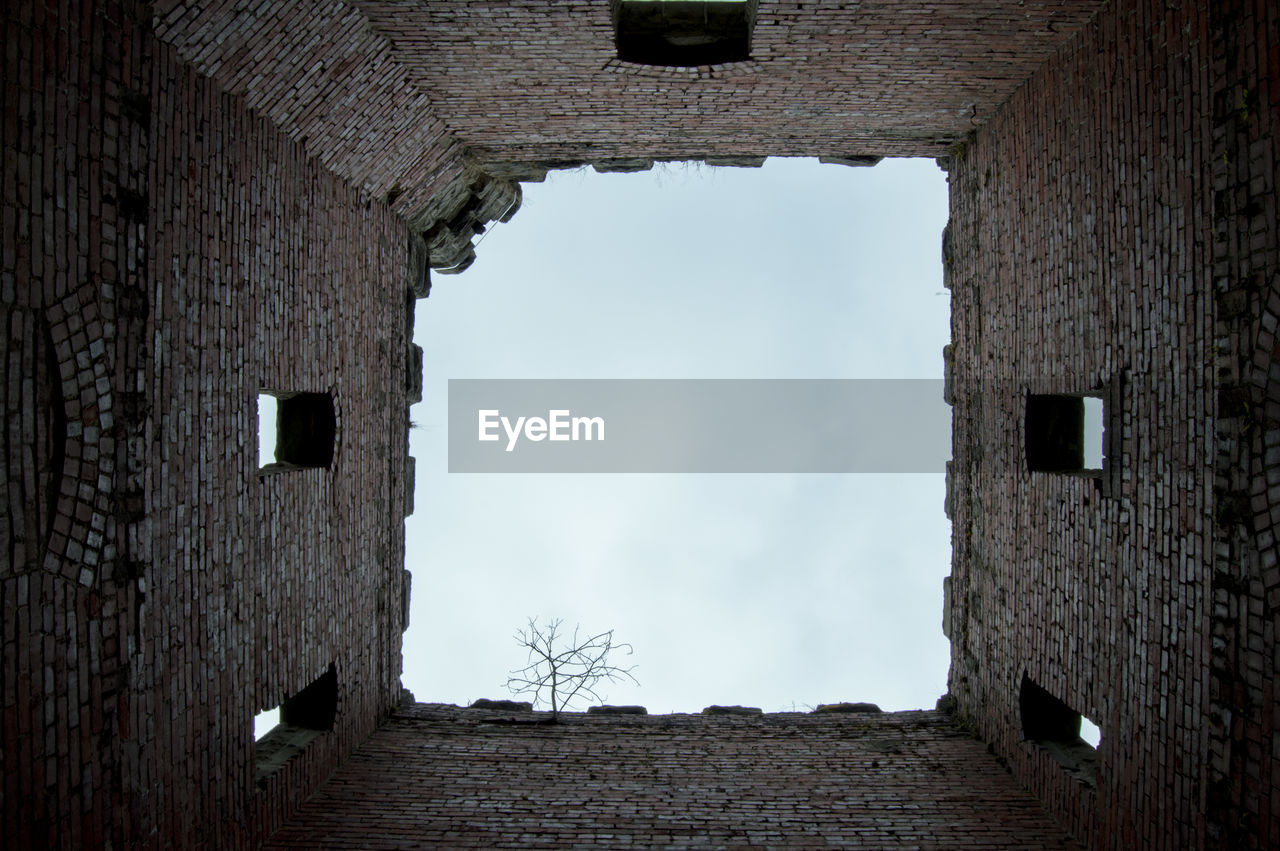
1026,393,1106,474
254,665,339,784
258,391,336,470
1019,675,1099,785
615,1,755,67
1025,394,1084,472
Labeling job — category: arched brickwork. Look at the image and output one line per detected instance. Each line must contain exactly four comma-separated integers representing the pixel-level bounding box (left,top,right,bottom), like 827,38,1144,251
42,281,116,587
3,270,117,590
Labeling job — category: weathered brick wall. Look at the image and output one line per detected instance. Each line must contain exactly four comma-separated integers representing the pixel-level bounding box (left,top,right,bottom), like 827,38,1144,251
150,0,466,226
3,1,155,846
943,0,1277,847
266,705,1083,849
145,33,412,848
2,1,412,846
356,0,1112,165
149,0,540,274
1207,0,1280,846
150,0,1115,273
7,0,1276,847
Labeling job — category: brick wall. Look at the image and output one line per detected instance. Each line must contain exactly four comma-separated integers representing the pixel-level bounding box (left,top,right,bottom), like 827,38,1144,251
146,31,412,847
266,705,1082,849
3,1,155,846
150,0,1114,272
6,0,1277,848
1207,0,1280,846
945,0,1278,847
357,0,1111,165
150,0,469,231
2,1,412,846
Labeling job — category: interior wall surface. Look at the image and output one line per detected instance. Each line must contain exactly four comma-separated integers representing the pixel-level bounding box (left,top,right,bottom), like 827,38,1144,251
1,1,412,847
946,0,1279,847
352,0,1112,164
4,0,1278,848
265,705,1083,849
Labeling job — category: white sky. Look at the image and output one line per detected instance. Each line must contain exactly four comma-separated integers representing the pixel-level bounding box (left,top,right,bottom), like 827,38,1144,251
402,156,953,714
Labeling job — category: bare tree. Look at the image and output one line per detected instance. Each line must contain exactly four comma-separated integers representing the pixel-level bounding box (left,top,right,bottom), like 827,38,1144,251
506,618,638,719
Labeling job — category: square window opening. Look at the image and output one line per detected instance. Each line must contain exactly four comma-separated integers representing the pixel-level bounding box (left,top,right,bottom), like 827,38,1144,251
614,1,756,67
254,664,338,786
1019,674,1099,786
1025,393,1105,475
259,391,336,472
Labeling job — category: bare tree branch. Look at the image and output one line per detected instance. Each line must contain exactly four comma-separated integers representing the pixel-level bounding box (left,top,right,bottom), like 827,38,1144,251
506,618,639,719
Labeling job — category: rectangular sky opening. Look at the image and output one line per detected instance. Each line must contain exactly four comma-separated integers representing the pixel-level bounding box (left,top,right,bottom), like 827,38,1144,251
405,157,952,714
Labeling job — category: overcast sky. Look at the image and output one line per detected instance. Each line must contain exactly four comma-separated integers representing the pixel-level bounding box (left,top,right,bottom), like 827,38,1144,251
402,156,953,714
